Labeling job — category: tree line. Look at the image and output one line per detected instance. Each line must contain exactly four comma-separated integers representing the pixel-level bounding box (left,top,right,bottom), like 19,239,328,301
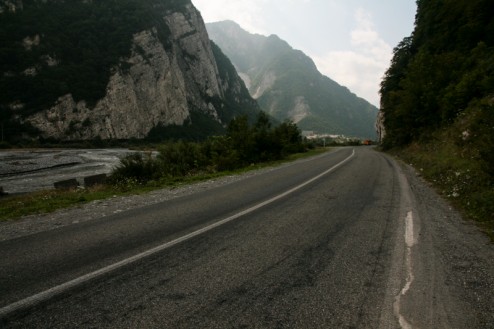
380,0,494,147
380,0,494,172
109,112,306,185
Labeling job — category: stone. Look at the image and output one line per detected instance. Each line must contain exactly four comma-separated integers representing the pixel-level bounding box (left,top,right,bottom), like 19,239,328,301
84,174,107,188
54,179,79,190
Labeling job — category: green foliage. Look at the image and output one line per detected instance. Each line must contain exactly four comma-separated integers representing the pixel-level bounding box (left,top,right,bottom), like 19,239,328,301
380,0,494,149
453,99,494,180
0,186,122,221
109,152,161,187
110,112,306,184
158,141,208,176
146,111,226,142
392,116,494,239
380,0,494,237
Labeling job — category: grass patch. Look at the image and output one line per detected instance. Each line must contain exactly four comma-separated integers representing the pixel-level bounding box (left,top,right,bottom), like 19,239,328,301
0,186,118,221
0,147,330,222
388,136,493,242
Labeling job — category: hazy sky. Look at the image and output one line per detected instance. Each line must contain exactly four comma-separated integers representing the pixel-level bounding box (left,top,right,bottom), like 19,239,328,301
191,0,417,107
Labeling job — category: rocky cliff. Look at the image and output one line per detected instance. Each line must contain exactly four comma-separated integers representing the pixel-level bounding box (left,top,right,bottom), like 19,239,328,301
0,0,258,141
375,110,385,143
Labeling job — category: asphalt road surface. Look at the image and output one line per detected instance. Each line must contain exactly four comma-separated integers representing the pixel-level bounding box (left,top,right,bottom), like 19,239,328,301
1,147,493,328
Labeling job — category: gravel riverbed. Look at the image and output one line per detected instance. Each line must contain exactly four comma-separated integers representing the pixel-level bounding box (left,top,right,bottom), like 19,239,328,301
0,149,138,194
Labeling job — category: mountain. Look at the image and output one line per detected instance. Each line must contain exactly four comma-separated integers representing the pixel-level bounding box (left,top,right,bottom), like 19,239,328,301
0,0,259,142
206,20,378,139
379,0,494,150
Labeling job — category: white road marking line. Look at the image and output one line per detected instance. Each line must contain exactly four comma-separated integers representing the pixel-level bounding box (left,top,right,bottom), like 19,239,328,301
0,149,355,318
394,210,417,329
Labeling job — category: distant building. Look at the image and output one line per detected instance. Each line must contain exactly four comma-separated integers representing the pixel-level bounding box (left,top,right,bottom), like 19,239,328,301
302,131,315,138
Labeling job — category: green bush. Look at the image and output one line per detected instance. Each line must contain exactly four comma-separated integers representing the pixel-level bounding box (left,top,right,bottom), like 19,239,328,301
109,112,306,184
202,136,240,171
109,152,161,187
158,141,208,176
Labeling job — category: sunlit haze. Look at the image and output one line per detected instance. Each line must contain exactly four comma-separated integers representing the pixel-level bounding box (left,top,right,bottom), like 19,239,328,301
191,0,417,107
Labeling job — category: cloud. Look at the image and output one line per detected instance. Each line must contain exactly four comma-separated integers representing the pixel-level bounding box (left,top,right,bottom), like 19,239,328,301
193,1,392,107
313,8,392,107
192,0,316,35
191,0,268,35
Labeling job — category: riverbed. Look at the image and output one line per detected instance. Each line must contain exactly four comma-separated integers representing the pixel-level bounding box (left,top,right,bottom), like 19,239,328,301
0,149,138,194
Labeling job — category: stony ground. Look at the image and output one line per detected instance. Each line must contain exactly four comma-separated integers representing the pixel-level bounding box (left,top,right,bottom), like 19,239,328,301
0,149,137,194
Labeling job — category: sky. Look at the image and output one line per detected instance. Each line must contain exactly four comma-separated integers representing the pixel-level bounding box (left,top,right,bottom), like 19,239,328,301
191,0,417,107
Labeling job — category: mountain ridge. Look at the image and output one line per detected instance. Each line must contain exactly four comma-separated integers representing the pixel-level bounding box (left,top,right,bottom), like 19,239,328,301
206,20,378,139
0,0,259,142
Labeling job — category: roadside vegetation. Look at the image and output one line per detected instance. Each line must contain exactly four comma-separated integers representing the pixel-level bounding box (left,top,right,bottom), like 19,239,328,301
0,113,326,221
379,0,493,240
109,112,305,185
387,101,494,241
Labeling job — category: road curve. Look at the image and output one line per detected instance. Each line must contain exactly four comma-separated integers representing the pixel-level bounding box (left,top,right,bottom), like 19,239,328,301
1,147,493,328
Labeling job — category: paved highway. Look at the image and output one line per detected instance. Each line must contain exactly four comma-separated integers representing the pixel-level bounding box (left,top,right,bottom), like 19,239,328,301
1,147,493,328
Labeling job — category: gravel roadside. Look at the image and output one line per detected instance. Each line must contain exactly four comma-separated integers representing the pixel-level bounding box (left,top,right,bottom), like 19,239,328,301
399,160,494,328
0,166,277,242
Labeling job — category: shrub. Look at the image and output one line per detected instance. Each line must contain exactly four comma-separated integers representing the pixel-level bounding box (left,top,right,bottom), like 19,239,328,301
157,141,208,176
202,135,241,171
109,152,161,186
109,112,306,184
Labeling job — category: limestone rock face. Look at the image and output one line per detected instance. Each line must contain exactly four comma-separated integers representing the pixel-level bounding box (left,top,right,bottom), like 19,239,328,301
28,29,191,139
15,2,254,140
375,110,386,143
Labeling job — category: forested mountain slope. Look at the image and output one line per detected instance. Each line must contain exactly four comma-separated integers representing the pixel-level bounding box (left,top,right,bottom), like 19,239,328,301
379,0,493,236
207,20,378,139
0,0,259,142
379,0,493,148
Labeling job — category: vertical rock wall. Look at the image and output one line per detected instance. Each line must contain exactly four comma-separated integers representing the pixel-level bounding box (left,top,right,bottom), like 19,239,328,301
25,4,236,140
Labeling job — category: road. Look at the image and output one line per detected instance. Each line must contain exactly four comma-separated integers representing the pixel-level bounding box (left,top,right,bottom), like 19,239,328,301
1,147,493,328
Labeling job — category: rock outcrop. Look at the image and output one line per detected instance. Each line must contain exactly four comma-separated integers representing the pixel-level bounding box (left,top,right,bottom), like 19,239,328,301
1,1,258,140
28,29,191,139
375,110,386,143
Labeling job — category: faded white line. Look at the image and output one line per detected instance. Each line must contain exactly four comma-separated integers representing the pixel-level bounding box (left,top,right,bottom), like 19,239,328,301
394,210,417,329
0,149,355,319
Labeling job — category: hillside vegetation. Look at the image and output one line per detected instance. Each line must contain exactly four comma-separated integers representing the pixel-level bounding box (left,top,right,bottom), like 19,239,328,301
380,0,494,238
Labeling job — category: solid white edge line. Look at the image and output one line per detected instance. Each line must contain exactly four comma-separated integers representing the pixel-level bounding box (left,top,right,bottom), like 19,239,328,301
0,148,355,318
